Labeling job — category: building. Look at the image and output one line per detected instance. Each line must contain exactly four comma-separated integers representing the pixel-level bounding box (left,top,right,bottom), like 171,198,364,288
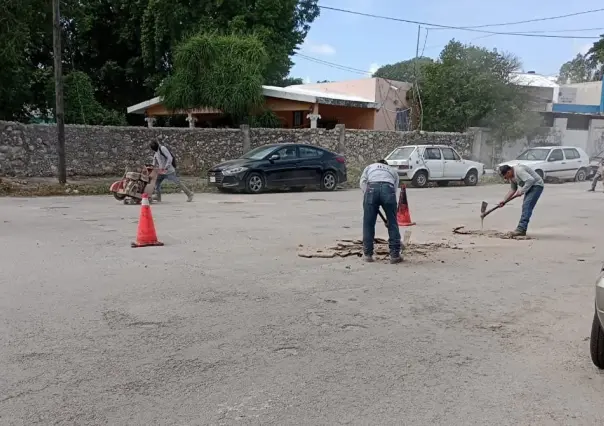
126,78,411,131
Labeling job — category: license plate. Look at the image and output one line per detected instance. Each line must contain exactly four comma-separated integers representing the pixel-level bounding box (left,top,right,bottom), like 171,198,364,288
209,176,216,183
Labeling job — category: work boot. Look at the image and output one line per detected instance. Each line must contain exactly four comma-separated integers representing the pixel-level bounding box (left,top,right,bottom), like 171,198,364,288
186,193,194,202
363,255,374,263
509,228,526,237
390,255,403,264
588,188,595,192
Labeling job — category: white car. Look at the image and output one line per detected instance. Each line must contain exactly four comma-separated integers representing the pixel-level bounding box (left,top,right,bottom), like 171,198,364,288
384,144,485,188
498,146,590,182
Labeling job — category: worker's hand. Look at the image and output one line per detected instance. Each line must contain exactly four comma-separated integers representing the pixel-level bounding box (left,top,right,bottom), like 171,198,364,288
498,201,505,208
159,169,167,174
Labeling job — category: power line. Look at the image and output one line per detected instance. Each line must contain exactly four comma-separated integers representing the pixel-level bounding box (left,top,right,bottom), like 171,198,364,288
444,8,604,29
295,53,371,75
318,5,603,39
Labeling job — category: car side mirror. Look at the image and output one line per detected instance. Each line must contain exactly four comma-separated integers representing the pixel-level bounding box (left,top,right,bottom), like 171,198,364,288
268,154,280,161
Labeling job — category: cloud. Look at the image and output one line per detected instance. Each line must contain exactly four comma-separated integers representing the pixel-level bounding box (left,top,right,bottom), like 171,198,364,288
306,43,336,56
368,63,379,75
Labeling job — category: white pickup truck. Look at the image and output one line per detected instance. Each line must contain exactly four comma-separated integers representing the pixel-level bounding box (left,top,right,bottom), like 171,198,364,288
385,144,485,188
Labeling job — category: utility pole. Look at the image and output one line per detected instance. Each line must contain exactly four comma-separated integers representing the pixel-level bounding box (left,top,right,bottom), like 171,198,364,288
415,25,420,59
52,0,66,184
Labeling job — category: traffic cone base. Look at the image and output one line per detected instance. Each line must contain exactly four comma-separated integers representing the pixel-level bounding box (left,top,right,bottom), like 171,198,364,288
397,184,416,226
131,194,163,248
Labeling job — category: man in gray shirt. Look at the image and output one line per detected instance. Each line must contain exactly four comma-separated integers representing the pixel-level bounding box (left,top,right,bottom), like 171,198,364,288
359,160,402,264
498,164,544,236
150,141,194,202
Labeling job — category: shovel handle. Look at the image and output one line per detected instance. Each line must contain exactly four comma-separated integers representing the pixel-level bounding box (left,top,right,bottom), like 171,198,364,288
378,209,388,226
481,194,521,218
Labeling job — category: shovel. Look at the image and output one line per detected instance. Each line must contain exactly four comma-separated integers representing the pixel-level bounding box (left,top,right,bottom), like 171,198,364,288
480,194,521,228
378,209,388,226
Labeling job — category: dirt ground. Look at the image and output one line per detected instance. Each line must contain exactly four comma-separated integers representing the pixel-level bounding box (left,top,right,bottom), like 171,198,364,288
1,182,604,425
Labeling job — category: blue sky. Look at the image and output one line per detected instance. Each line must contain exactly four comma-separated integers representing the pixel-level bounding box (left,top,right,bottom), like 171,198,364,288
289,0,604,82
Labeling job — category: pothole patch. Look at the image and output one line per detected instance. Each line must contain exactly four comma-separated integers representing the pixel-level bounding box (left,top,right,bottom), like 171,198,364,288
453,226,533,240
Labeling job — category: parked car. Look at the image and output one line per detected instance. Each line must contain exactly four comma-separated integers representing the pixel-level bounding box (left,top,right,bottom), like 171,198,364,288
384,144,485,188
498,146,590,182
590,265,604,368
587,150,604,179
207,143,347,194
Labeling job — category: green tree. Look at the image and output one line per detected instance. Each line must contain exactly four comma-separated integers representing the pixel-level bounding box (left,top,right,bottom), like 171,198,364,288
557,54,597,84
277,77,305,87
141,0,319,85
586,36,604,80
159,33,268,122
418,40,535,140
373,57,434,82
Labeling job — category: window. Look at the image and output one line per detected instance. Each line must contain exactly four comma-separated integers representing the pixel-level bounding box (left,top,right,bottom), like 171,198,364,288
566,115,590,130
299,146,323,158
516,149,549,161
424,148,441,160
548,149,563,162
242,145,279,160
293,111,303,127
387,147,416,160
276,146,298,160
441,147,459,160
563,148,580,160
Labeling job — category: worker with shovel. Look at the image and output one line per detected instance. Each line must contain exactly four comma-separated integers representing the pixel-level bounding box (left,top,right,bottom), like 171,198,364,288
498,164,544,237
360,160,402,264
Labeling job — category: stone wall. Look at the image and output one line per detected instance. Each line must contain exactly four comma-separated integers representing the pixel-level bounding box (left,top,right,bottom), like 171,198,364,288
0,121,474,177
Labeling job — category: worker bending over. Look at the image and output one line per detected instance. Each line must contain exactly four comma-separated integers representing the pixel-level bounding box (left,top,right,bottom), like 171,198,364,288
359,160,402,264
498,164,544,236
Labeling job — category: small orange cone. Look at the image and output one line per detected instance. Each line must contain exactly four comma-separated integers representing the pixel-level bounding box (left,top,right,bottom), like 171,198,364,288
396,184,416,226
131,194,164,248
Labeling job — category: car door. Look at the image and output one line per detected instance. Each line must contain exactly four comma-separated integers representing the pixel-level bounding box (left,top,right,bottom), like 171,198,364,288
545,148,565,179
421,147,444,178
296,146,324,184
441,147,466,178
263,146,300,187
562,148,583,179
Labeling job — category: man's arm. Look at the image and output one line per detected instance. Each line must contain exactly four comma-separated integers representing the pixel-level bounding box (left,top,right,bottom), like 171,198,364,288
391,168,399,189
359,166,369,193
500,181,517,206
514,167,535,194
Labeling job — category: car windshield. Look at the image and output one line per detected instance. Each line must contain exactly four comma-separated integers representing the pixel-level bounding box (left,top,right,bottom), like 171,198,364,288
242,146,279,160
387,147,416,160
516,148,550,161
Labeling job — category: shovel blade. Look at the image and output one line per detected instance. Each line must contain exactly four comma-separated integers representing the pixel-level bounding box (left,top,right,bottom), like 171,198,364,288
480,201,488,214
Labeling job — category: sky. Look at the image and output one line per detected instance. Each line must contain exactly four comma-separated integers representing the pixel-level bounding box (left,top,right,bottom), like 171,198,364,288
289,0,604,83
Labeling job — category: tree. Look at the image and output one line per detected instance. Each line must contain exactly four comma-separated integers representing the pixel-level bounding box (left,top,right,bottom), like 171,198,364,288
417,40,535,141
373,57,434,82
159,33,268,122
141,0,319,85
277,77,305,87
586,36,604,81
557,54,597,84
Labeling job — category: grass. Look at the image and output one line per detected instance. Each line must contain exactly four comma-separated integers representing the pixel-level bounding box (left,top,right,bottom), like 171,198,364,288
0,170,505,197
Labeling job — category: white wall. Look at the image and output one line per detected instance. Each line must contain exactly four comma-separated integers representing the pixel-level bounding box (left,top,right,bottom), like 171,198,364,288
471,116,604,167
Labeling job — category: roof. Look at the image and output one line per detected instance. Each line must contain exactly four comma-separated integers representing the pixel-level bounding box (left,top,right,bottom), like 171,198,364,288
511,73,559,88
127,86,378,114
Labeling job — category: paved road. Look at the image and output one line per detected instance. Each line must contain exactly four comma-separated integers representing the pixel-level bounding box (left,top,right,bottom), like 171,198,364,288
1,183,604,425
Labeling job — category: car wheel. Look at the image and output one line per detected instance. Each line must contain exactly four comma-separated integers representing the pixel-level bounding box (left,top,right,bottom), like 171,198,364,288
245,172,264,194
575,168,588,182
535,169,544,179
113,193,127,201
436,181,449,187
321,171,338,191
591,310,604,369
411,170,428,188
464,170,478,186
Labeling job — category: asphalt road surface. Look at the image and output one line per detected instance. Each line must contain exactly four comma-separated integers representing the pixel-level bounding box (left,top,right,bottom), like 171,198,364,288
2,183,604,425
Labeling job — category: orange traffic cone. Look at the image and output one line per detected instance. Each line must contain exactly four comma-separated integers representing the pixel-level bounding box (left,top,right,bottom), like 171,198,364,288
131,194,164,248
396,184,416,226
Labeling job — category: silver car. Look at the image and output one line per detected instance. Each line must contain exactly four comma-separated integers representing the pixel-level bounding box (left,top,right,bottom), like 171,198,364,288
591,266,604,368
